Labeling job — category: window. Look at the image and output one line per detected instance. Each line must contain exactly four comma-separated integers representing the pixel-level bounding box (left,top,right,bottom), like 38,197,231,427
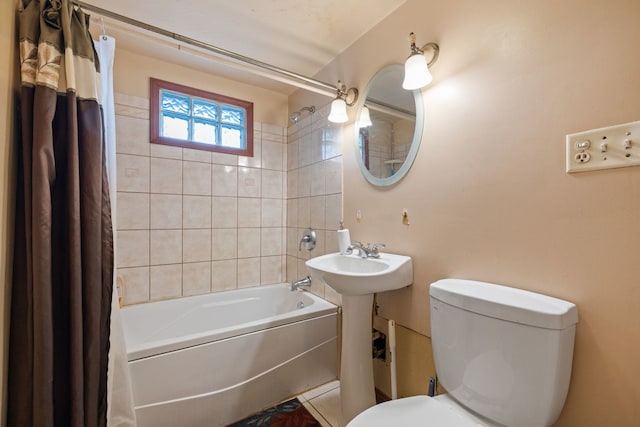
150,78,254,156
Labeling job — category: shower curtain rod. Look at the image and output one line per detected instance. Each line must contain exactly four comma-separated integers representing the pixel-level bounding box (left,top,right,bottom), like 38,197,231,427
73,1,338,98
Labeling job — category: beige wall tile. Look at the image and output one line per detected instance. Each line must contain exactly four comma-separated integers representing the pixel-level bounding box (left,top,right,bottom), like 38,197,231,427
183,161,212,195
262,140,283,171
287,141,298,171
237,257,260,288
118,267,150,305
261,198,283,227
150,264,182,300
260,256,283,285
325,157,342,194
212,228,238,260
261,227,283,256
150,143,182,159
212,164,238,196
183,262,211,296
286,199,298,228
238,228,261,258
286,255,298,283
212,196,238,228
238,167,261,197
117,230,149,267
321,126,342,160
211,259,237,292
117,154,149,193
310,196,326,230
310,162,326,196
150,194,182,229
115,115,149,156
183,147,211,163
297,197,310,228
117,192,149,230
150,229,182,265
238,135,261,168
183,229,211,262
211,152,237,166
287,169,298,199
298,132,312,167
325,194,342,229
237,198,261,228
261,169,283,199
183,195,211,228
298,165,312,197
150,157,183,194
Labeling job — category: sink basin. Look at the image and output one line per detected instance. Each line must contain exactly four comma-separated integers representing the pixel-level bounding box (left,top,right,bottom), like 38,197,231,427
306,252,413,296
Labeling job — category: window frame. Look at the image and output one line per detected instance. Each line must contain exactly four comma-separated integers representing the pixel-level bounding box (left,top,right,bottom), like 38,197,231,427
150,78,254,157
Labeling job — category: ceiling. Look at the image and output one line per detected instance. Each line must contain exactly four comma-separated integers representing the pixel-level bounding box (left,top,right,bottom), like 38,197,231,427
82,0,407,95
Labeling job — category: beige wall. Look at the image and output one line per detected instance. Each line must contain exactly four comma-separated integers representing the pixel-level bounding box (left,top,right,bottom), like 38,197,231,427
293,0,640,425
0,0,16,424
114,49,289,127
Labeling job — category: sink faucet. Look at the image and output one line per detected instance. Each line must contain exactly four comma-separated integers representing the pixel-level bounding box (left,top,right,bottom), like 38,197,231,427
291,275,312,291
346,241,386,259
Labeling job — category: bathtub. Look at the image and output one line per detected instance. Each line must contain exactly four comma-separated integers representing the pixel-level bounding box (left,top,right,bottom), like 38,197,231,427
121,284,338,427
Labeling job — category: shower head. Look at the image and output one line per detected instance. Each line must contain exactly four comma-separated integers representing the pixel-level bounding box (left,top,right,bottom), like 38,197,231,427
289,111,301,123
289,105,316,123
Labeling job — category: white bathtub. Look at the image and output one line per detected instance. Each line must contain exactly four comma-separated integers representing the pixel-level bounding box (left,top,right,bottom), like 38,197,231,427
121,284,338,427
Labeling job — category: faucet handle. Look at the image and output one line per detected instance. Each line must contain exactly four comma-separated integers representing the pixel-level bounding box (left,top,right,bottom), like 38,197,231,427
350,240,363,248
370,243,385,257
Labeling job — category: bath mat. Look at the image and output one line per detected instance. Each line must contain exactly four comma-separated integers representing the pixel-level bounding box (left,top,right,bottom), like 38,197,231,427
227,398,322,427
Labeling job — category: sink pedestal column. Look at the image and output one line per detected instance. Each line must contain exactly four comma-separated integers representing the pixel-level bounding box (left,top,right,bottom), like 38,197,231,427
340,294,376,425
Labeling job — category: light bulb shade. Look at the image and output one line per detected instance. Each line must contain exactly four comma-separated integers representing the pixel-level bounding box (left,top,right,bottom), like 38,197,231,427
358,106,372,128
402,53,432,90
328,98,348,123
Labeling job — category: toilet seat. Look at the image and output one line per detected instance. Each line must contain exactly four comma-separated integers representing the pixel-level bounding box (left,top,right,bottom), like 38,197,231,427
347,395,493,427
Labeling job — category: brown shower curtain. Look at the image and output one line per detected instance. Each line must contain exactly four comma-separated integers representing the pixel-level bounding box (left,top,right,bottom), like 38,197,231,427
9,1,113,426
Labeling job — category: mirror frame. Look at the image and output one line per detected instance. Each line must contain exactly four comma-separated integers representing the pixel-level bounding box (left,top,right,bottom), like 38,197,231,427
354,64,424,187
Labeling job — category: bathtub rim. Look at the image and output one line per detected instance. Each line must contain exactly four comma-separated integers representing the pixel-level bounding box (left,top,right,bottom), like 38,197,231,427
121,284,338,361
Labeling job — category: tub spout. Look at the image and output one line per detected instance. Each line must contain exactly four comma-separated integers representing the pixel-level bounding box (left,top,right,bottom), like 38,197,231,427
291,276,312,291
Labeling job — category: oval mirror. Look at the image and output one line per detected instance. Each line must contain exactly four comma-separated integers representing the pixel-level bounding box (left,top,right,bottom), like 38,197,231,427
354,64,424,186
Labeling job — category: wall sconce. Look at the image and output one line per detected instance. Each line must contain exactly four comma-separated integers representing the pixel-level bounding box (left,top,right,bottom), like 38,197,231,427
357,105,372,128
328,80,359,123
402,32,440,90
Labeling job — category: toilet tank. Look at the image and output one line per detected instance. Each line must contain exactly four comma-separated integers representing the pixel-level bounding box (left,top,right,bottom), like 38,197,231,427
429,279,578,427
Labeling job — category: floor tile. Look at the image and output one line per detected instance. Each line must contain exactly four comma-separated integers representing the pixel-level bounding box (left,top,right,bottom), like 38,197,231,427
301,379,340,401
308,387,341,427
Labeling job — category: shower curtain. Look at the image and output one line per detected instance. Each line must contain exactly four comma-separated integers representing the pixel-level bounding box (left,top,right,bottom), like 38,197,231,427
9,0,114,425
94,34,137,426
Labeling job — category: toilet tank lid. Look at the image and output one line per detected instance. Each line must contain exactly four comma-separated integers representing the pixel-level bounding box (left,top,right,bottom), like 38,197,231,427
430,279,578,330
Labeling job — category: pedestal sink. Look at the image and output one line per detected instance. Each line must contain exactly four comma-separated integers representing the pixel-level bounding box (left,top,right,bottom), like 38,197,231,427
306,252,413,425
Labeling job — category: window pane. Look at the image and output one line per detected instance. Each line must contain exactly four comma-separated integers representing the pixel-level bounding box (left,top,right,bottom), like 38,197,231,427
221,105,244,125
193,99,218,120
193,119,217,144
161,91,190,115
221,125,243,148
162,113,189,140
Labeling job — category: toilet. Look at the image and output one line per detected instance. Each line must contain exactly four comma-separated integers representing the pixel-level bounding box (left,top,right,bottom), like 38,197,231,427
348,278,578,427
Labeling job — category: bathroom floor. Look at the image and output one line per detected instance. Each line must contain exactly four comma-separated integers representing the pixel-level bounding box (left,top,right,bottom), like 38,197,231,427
297,380,342,426
231,380,390,426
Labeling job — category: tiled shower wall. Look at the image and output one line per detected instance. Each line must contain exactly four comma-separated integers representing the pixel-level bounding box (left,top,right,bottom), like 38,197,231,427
115,93,287,304
285,106,343,305
114,93,342,306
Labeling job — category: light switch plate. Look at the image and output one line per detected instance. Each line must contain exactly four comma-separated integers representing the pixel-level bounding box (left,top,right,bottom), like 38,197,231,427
566,120,640,173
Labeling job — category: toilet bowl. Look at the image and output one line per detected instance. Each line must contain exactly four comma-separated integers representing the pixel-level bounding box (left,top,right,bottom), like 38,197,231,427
346,279,578,427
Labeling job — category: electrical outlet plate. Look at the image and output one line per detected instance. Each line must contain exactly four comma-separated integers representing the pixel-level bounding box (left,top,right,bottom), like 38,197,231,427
566,119,640,173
